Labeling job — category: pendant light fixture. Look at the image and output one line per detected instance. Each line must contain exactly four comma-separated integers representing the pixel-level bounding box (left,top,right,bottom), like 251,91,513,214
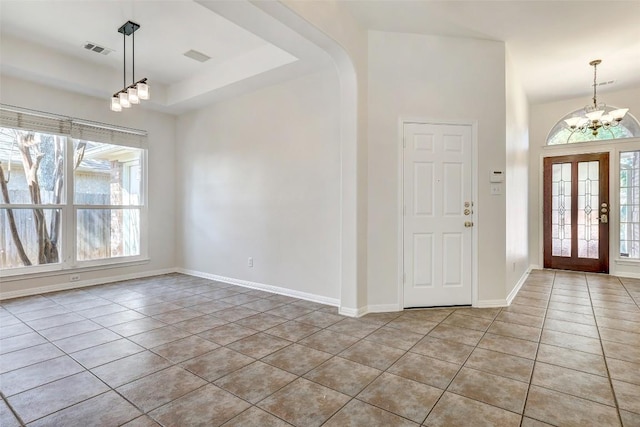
564,59,628,137
110,21,149,112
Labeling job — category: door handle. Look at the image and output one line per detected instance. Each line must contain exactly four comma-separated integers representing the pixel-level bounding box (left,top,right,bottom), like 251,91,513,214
599,214,608,224
464,221,474,228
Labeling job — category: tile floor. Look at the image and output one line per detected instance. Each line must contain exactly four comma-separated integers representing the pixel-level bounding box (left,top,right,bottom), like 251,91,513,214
0,270,639,426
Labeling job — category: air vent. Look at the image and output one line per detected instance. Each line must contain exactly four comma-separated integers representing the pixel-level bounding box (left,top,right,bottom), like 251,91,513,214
83,42,112,55
598,80,615,86
183,49,211,63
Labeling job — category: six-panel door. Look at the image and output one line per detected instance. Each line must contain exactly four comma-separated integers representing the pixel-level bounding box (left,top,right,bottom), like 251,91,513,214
403,123,473,307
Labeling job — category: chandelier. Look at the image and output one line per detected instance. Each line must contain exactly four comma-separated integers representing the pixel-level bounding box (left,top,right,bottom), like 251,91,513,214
564,59,628,137
110,21,149,112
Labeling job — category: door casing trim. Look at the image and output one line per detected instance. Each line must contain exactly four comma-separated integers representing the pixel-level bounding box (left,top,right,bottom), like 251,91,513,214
538,138,640,277
542,152,610,273
397,118,478,309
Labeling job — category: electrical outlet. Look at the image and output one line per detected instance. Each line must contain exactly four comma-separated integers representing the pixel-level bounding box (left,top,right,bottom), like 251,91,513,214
248,257,253,268
70,274,80,282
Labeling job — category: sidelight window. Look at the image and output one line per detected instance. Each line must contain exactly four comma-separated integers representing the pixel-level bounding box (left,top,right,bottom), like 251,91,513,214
620,150,640,258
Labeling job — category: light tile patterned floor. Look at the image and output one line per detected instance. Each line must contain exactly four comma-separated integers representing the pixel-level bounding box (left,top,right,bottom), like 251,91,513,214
0,270,639,426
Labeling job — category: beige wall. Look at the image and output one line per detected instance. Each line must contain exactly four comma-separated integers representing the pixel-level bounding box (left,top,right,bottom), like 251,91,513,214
366,31,509,307
176,68,342,302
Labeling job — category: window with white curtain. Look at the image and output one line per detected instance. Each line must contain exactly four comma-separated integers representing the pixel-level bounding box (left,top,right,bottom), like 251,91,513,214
0,105,147,274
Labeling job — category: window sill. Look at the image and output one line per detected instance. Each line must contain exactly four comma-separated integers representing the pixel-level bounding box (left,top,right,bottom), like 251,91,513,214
0,258,150,282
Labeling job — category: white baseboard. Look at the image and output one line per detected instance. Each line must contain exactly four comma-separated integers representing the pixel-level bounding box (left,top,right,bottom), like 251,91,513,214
474,266,532,308
506,266,532,305
338,306,366,317
339,304,402,317
0,268,176,300
613,259,640,279
178,268,340,308
474,299,507,308
615,272,640,279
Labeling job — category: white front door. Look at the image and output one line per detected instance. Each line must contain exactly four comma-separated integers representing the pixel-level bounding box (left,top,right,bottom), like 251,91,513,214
403,122,473,307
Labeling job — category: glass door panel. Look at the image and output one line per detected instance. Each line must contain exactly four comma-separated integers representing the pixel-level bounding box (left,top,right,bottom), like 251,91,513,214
551,163,572,257
543,153,609,273
577,161,600,259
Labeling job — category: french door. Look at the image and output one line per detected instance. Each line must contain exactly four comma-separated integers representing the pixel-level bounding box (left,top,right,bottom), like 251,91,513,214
543,153,609,273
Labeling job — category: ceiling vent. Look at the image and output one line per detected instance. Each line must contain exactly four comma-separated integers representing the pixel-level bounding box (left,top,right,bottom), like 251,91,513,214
183,49,211,63
83,42,112,55
598,80,615,87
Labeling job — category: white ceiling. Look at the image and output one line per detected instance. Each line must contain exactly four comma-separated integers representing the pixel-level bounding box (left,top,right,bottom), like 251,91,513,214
1,0,639,113
0,0,330,113
344,0,640,103
0,0,271,85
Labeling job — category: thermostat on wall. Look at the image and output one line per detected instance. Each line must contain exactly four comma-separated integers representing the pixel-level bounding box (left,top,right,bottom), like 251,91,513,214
490,171,504,183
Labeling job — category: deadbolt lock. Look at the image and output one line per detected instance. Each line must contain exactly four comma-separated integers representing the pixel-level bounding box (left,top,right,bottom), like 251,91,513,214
464,209,471,215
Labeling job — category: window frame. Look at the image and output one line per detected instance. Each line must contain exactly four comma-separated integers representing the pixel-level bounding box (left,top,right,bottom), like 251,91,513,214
0,106,148,278
71,146,148,269
546,107,640,146
619,150,640,260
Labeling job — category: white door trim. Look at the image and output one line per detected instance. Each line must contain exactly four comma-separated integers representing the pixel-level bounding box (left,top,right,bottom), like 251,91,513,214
397,117,479,308
537,137,640,278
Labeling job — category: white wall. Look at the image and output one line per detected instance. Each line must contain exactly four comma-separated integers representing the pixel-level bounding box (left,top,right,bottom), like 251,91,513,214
505,52,530,297
529,86,640,273
367,31,508,307
176,68,341,302
274,0,370,313
0,75,177,297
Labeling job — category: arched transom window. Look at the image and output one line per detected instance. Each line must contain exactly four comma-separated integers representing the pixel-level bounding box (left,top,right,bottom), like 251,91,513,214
547,107,640,145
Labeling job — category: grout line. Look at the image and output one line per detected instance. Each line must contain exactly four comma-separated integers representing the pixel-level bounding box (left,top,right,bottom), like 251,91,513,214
90,278,288,423
382,309,457,424
1,391,26,427
418,308,486,423
585,274,625,427
23,389,114,426
617,278,640,311
311,309,453,425
285,316,388,425
155,295,364,424
519,270,554,427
